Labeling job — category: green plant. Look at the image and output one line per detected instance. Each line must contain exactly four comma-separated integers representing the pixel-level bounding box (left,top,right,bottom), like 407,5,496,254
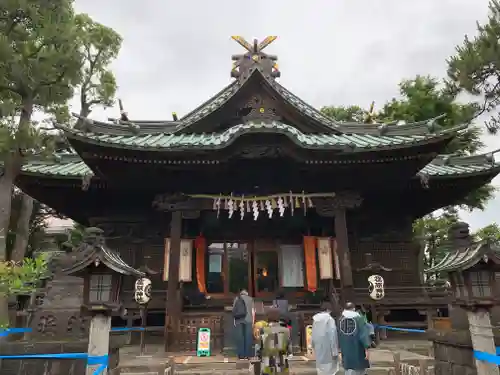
0,255,49,296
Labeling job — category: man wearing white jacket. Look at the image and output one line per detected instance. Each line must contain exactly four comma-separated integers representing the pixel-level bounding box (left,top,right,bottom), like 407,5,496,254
311,302,340,375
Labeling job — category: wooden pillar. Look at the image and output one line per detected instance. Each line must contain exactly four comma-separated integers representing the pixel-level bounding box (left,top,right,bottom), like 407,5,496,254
165,211,182,351
334,207,354,303
371,305,380,344
378,311,388,340
86,314,111,375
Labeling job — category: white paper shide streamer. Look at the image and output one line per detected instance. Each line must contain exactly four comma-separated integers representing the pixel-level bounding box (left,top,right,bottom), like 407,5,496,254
194,191,332,221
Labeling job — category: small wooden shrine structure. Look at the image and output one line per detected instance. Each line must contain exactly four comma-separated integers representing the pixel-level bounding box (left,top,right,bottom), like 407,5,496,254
426,222,500,375
14,36,500,352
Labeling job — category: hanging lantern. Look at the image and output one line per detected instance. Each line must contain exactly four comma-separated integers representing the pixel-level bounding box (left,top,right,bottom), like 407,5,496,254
368,274,385,300
134,277,152,305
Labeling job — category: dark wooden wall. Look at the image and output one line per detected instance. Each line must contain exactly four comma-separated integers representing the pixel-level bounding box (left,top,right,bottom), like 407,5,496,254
106,207,421,311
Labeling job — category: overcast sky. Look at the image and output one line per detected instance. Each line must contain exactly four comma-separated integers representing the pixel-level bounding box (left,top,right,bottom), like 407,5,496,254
69,0,499,230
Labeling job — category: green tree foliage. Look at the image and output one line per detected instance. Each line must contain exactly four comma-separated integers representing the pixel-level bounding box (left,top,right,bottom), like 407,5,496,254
74,13,122,124
474,223,500,243
380,76,483,154
0,255,48,327
448,0,500,133
412,208,460,270
320,105,367,122
0,0,85,328
0,256,48,296
0,0,83,261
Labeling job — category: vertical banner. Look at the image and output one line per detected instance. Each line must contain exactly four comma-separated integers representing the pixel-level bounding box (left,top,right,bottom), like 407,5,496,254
317,237,334,280
195,236,207,293
303,236,318,292
332,238,340,280
163,238,193,282
279,244,305,287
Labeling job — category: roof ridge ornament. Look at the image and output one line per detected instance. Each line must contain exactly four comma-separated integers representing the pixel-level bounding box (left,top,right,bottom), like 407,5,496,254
230,36,280,82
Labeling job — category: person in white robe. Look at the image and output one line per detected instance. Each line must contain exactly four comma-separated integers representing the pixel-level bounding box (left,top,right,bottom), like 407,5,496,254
311,302,340,375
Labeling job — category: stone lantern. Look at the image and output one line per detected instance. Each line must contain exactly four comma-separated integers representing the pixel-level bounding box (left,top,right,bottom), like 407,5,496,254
426,222,500,375
61,227,144,375
62,228,145,316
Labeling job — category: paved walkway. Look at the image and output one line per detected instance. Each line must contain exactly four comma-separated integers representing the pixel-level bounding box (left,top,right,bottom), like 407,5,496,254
117,341,433,374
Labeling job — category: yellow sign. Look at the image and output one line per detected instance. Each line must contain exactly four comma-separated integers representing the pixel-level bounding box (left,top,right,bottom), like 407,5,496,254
305,325,313,355
197,328,211,356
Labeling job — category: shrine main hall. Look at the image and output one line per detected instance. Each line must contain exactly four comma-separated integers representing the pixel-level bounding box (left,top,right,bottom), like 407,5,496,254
15,36,500,351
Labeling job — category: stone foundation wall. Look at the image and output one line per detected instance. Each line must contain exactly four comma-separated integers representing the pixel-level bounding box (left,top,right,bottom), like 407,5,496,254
0,339,123,375
433,341,476,375
430,330,476,375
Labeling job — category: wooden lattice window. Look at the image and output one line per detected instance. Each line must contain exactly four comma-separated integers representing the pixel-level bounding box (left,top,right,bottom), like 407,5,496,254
89,274,113,303
469,271,492,297
453,273,468,298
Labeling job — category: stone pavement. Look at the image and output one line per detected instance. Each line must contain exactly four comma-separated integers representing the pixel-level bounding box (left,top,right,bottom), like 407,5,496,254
116,341,434,375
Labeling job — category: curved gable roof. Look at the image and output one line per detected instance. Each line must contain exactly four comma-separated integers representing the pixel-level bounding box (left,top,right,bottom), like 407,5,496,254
54,120,466,153
73,69,451,138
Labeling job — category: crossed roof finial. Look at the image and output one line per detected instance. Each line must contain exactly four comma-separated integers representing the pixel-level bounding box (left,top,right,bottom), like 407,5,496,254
230,36,280,81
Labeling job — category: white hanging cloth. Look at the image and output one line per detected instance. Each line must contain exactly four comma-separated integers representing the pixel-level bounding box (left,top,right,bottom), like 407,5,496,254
279,244,305,287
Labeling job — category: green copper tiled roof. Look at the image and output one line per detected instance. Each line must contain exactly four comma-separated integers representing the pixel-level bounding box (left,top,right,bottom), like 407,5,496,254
57,121,465,152
74,69,451,137
20,152,500,178
425,242,500,273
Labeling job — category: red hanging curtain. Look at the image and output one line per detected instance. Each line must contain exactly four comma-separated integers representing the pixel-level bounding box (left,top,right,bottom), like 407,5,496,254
303,236,318,292
195,236,207,294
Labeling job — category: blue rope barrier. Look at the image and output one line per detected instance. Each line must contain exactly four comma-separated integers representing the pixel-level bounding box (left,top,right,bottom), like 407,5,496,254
371,324,500,365
111,327,145,332
474,350,500,365
0,327,144,336
4,324,500,367
0,353,107,375
0,328,32,336
0,327,144,374
373,324,426,333
86,354,109,375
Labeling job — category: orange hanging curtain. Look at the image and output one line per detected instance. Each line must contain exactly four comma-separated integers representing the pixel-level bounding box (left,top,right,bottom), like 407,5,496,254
303,236,318,292
195,236,207,294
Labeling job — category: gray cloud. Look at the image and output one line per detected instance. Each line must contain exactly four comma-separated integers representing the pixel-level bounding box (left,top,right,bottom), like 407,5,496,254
74,0,499,229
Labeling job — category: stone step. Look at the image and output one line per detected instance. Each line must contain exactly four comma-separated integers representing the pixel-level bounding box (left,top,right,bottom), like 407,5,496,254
167,367,434,375
173,358,432,372
118,364,434,375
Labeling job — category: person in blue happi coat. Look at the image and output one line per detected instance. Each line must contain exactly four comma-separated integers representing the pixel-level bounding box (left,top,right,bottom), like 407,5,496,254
338,302,372,375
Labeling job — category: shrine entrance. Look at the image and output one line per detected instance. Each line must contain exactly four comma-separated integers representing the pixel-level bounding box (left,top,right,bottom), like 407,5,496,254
250,240,306,298
204,240,306,298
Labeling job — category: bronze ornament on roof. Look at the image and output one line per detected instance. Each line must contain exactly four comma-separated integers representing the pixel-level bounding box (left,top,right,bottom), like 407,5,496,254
230,36,280,81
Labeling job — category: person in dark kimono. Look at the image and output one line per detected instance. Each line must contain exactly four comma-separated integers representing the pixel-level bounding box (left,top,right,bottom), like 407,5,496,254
338,302,371,375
